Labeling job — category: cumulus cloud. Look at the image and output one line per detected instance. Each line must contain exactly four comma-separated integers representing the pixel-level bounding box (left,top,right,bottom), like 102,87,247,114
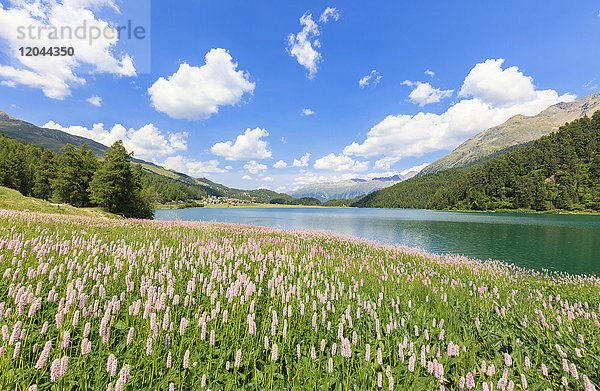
400,162,429,175
0,0,136,99
359,70,382,88
292,153,311,167
402,81,453,106
424,69,435,78
242,175,252,180
314,153,369,172
287,7,339,79
344,58,576,166
44,121,188,161
301,108,315,116
243,160,267,174
273,160,288,168
148,48,255,120
211,127,271,161
459,59,540,107
161,155,227,177
86,95,102,107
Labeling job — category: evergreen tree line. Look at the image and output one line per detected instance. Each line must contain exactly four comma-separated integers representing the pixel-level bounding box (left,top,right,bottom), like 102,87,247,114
141,172,217,203
356,111,600,212
269,197,322,206
353,170,467,209
0,133,153,218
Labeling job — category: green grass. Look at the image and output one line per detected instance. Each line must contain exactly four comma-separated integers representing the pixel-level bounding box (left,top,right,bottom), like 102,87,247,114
0,186,117,218
0,210,598,390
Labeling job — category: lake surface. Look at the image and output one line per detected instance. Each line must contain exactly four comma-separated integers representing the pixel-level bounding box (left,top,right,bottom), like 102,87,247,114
154,208,600,276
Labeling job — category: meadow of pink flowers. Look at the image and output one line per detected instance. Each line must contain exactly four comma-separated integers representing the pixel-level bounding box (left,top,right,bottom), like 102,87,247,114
0,209,598,390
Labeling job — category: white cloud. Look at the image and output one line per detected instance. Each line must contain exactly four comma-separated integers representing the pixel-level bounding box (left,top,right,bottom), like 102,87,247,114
373,157,400,171
424,69,435,78
273,160,288,168
319,7,340,22
359,70,382,88
287,13,320,79
243,160,267,174
459,59,538,107
211,127,272,161
242,175,252,180
148,48,255,120
44,121,187,161
161,155,227,177
301,108,315,116
86,95,102,107
344,58,576,165
292,173,329,186
287,8,339,79
402,81,453,106
293,153,311,167
262,176,273,182
314,153,369,172
0,1,135,99
400,162,429,176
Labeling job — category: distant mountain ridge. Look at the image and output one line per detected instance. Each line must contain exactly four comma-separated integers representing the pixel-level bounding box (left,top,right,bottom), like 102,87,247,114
0,110,110,156
290,173,417,202
420,92,600,175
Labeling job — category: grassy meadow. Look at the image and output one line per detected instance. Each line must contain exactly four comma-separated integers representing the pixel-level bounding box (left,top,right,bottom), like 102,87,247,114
0,187,116,219
0,209,598,390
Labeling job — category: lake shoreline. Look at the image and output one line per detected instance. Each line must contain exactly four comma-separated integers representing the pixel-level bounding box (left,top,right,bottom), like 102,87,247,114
156,203,600,215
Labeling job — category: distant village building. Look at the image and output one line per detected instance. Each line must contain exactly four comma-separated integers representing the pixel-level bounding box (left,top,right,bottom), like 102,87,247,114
202,196,252,205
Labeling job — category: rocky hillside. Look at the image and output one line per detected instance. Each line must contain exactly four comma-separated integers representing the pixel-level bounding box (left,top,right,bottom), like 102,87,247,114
289,172,421,202
420,92,600,175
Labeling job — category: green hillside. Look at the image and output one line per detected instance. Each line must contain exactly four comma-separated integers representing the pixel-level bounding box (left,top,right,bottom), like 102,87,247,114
353,170,466,209
0,110,292,204
420,92,600,175
0,186,116,218
0,111,109,155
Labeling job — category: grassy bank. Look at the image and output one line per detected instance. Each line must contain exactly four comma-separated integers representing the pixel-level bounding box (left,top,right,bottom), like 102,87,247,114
0,186,117,218
439,207,600,216
0,209,598,389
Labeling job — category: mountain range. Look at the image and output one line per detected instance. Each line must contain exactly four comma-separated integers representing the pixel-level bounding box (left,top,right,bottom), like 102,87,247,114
289,171,422,202
0,110,292,204
419,92,600,175
357,92,600,210
4,91,599,206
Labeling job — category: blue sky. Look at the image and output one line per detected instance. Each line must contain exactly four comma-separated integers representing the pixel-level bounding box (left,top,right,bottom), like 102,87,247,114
0,0,599,191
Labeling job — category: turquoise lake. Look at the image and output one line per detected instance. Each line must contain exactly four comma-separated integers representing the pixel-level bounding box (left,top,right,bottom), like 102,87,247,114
155,208,600,276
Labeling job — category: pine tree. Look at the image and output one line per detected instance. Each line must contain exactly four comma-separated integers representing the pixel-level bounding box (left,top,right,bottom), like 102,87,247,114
76,144,98,206
32,149,56,200
89,141,153,218
52,144,81,205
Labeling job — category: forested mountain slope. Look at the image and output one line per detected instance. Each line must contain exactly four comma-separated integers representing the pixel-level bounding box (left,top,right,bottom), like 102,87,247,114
357,111,600,212
420,92,600,174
